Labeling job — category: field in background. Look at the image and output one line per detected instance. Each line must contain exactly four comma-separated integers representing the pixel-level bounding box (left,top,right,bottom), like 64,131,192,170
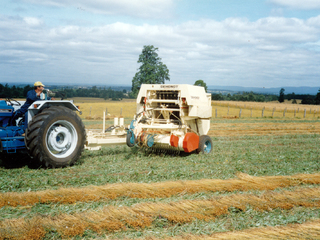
212,100,320,119
14,97,319,120
74,98,320,121
73,98,320,136
1,98,320,239
74,98,136,120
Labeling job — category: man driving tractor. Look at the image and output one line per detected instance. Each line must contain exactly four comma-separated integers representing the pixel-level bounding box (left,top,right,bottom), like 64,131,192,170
11,81,52,129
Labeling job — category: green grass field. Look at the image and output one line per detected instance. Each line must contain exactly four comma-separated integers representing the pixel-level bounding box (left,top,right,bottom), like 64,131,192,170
1,99,320,239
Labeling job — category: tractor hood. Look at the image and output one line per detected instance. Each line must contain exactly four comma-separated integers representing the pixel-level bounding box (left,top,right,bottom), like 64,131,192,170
0,100,14,126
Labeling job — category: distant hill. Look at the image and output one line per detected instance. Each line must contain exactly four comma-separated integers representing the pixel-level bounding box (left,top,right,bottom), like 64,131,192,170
208,86,320,95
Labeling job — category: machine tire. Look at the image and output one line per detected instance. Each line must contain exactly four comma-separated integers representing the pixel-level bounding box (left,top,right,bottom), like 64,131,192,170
126,130,135,147
25,106,86,168
197,135,212,154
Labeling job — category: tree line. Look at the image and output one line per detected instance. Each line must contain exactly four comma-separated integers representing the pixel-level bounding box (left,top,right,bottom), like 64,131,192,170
0,83,129,101
286,92,320,105
211,92,278,102
0,84,34,98
3,83,320,105
278,88,320,105
54,86,129,100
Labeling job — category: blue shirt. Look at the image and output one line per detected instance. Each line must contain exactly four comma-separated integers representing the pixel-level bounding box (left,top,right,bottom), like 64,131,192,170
16,90,50,115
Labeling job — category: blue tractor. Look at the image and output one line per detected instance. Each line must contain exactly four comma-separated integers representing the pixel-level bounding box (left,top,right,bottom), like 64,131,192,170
0,98,86,167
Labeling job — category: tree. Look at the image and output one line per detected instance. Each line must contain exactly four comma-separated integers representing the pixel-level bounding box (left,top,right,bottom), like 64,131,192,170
256,95,266,102
132,45,170,96
211,93,224,100
248,92,256,102
291,92,297,104
3,84,11,98
11,85,20,98
194,80,208,92
315,89,320,105
301,96,315,104
278,88,285,103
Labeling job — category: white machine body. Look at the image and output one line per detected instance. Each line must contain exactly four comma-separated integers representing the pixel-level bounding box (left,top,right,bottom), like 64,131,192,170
130,84,212,152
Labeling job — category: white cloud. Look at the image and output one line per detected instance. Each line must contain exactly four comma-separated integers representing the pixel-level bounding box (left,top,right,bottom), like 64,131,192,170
307,15,320,27
21,0,175,18
270,0,320,10
1,15,320,87
23,17,43,26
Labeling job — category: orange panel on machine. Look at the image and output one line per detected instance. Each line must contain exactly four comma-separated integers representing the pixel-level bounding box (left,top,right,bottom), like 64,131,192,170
170,135,179,147
183,132,199,152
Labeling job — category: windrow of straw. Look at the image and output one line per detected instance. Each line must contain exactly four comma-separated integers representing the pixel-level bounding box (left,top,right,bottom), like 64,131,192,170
1,172,320,208
1,186,320,239
150,220,320,240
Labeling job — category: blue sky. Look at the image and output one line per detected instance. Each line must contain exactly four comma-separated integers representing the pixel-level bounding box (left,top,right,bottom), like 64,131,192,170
1,0,320,87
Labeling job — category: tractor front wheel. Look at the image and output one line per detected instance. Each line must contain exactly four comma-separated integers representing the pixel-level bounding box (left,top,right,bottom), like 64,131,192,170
25,106,86,168
197,135,212,154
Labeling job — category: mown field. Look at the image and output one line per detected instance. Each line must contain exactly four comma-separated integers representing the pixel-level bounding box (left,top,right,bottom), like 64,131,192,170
1,98,320,239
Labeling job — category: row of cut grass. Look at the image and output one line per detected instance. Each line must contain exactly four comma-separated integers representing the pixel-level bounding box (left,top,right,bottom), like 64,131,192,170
1,172,320,208
1,186,320,239
150,219,320,240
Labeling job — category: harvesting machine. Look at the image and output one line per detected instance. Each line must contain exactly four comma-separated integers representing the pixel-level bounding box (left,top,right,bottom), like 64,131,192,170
0,97,86,168
126,84,213,154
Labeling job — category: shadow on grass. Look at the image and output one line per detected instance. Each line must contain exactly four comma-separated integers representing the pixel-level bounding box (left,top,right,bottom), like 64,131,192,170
0,151,84,170
123,146,193,160
0,151,39,169
82,145,129,158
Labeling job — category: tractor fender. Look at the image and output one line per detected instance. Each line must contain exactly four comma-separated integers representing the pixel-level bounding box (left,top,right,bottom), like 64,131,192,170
27,100,81,125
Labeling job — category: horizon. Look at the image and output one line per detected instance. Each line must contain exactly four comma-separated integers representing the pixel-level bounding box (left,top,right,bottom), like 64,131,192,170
2,82,319,95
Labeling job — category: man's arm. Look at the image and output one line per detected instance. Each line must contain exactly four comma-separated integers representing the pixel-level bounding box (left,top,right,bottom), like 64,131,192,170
26,90,40,102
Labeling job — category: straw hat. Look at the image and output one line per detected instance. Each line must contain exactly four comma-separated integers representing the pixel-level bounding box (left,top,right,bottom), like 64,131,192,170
34,81,45,87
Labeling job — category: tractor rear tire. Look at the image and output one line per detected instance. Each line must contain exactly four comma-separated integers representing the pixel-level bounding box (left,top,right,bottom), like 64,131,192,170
25,106,86,168
197,135,212,154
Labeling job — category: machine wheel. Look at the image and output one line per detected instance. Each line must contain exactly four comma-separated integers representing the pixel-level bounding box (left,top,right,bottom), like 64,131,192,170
25,106,86,168
126,130,135,147
197,135,212,154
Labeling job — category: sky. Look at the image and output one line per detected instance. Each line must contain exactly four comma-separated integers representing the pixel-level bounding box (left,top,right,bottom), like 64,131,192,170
1,0,320,88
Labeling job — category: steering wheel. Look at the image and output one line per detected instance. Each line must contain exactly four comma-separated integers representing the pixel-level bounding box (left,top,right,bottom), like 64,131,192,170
6,98,21,106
